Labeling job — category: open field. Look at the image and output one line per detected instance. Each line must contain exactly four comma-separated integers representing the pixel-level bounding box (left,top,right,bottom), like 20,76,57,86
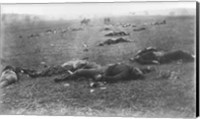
0,15,196,117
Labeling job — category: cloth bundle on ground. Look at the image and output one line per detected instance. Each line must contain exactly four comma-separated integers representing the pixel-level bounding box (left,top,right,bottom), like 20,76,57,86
105,31,129,36
98,38,130,46
130,47,194,65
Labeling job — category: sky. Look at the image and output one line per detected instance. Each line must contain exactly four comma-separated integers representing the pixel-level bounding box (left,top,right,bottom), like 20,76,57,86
1,2,196,20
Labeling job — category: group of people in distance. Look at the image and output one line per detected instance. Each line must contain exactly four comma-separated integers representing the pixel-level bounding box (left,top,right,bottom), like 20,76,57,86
0,47,195,88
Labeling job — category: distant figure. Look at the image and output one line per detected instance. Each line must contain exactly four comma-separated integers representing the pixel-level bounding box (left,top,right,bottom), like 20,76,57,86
104,18,111,25
81,18,90,25
130,47,194,65
0,66,19,88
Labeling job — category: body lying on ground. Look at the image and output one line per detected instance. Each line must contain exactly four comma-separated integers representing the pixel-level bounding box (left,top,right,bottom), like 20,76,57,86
98,38,130,46
0,66,19,88
130,47,194,65
133,27,146,31
22,59,101,78
54,62,155,84
0,60,101,87
105,31,129,36
151,20,166,25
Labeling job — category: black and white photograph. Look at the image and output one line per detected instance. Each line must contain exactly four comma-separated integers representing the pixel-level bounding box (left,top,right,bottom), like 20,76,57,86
0,1,197,117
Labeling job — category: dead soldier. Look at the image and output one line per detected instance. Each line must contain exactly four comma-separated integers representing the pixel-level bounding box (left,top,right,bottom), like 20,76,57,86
54,62,155,87
22,59,101,78
130,47,195,65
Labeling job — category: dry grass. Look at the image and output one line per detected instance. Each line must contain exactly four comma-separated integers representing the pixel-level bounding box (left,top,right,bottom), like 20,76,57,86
0,15,196,117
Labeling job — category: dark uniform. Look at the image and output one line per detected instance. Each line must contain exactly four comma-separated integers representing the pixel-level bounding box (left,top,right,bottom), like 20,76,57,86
132,47,194,65
102,63,144,83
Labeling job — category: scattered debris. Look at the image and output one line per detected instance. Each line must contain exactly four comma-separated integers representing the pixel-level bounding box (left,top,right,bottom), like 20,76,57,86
157,70,171,79
122,23,131,27
27,33,40,38
90,89,95,93
63,83,70,87
83,43,89,52
40,62,48,68
156,70,179,80
89,82,97,88
169,71,179,80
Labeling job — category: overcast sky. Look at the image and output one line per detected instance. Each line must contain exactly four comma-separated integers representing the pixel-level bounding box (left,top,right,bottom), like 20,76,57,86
1,2,195,20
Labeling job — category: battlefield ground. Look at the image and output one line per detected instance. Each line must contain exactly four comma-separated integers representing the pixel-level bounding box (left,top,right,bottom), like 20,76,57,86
0,14,196,117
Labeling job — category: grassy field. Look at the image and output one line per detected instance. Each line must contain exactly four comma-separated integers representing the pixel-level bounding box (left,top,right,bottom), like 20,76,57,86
0,15,196,117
